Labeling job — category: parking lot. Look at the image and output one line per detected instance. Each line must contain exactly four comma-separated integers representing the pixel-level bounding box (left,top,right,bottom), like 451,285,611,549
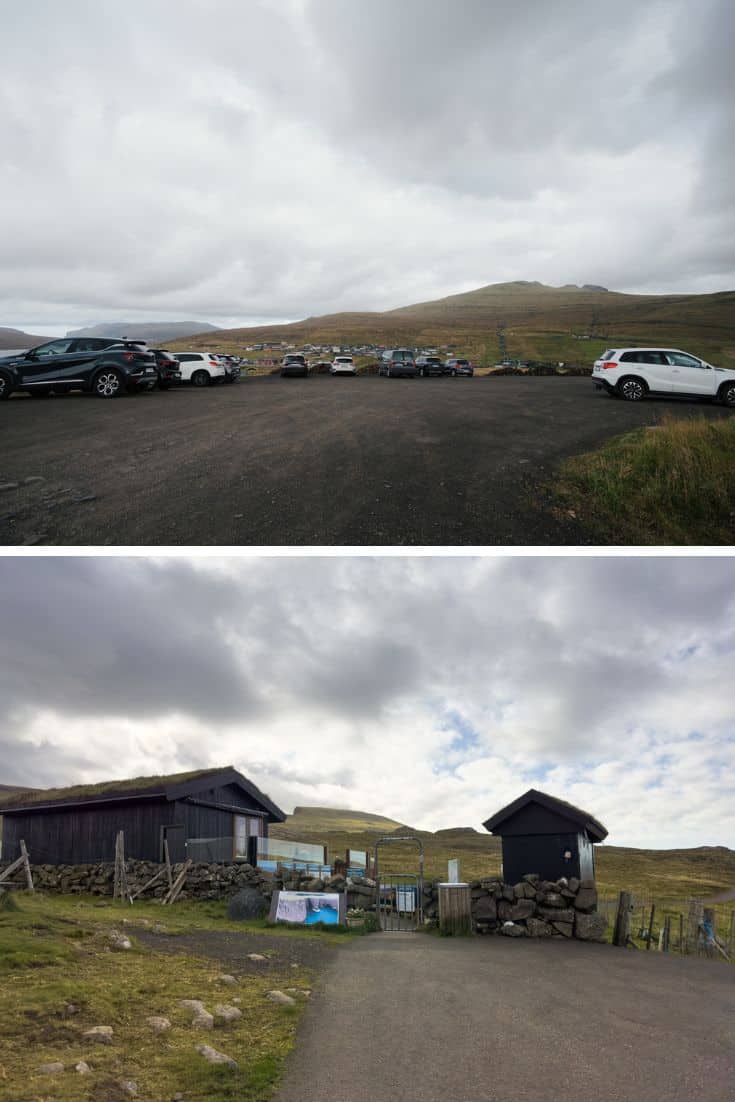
1,376,732,546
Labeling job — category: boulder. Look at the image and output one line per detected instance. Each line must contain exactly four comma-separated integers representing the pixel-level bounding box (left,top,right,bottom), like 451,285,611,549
266,990,296,1006
83,1025,114,1044
551,920,573,937
568,877,580,894
227,887,268,921
500,922,526,937
36,1063,65,1075
526,918,553,938
473,896,497,922
216,974,237,985
522,873,540,885
542,892,565,908
247,953,267,962
196,1044,238,1069
303,878,324,892
510,899,536,921
120,1081,138,1095
574,887,598,913
538,907,575,924
213,1004,243,1023
513,883,526,900
147,1016,171,1033
575,912,608,941
75,1062,91,1074
501,886,515,902
497,900,513,922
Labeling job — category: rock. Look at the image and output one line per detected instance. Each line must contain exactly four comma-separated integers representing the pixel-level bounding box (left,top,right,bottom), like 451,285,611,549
213,1004,242,1023
538,907,575,924
574,887,598,912
0,483,19,492
303,878,324,891
147,1015,171,1033
552,920,574,937
522,873,540,884
36,1062,65,1075
227,887,267,921
510,899,536,921
65,1003,80,1015
217,974,237,985
512,882,526,900
497,900,513,922
111,935,132,950
75,1061,91,1074
120,1081,138,1095
172,1094,184,1101
568,877,580,893
180,1000,214,1029
580,878,596,890
500,922,526,937
266,990,296,1005
526,918,553,938
285,988,311,998
196,1043,238,1069
180,999,205,1012
522,883,537,899
84,1025,114,1044
542,892,566,908
575,912,608,941
247,953,267,962
473,896,497,922
501,886,515,902
24,476,45,485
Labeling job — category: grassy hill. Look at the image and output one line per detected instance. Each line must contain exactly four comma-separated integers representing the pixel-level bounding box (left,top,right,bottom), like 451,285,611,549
271,806,735,910
167,281,735,370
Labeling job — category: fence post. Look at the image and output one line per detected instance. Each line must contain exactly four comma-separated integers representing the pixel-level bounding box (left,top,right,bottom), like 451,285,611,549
687,899,704,955
19,840,34,892
646,904,655,950
678,913,684,954
613,891,632,947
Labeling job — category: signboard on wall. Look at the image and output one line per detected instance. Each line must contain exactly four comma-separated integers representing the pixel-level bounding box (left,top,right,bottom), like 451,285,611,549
269,891,346,926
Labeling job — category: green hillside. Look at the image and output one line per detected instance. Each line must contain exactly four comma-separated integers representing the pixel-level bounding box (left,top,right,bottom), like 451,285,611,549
169,281,735,370
271,806,735,909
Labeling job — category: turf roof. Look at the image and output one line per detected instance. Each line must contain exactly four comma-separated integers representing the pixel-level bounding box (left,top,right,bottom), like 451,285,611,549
0,766,231,811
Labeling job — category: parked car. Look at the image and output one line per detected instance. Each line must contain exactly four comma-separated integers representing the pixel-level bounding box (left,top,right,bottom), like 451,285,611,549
281,354,309,378
173,351,227,387
148,348,182,390
378,349,417,377
444,357,473,377
218,355,241,384
330,355,357,375
592,348,735,404
415,355,444,378
0,337,158,399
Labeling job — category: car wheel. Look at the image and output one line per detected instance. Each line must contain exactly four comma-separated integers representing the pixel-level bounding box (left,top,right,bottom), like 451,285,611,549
93,369,124,398
618,376,646,402
159,381,171,391
192,369,210,387
719,382,735,407
0,371,14,400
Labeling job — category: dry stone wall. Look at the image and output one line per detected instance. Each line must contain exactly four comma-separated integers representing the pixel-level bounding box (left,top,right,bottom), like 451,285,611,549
0,862,606,940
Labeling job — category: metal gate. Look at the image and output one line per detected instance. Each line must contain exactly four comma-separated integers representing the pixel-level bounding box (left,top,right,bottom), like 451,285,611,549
374,835,424,931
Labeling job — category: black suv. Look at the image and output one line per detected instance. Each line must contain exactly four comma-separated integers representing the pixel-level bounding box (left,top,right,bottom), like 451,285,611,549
149,348,182,390
0,338,159,400
415,355,444,378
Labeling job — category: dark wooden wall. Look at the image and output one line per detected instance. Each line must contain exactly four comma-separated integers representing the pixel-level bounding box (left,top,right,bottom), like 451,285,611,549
494,804,581,837
2,799,174,864
501,831,585,883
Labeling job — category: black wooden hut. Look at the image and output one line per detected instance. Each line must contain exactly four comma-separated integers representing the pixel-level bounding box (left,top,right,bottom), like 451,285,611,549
0,766,286,866
482,789,607,884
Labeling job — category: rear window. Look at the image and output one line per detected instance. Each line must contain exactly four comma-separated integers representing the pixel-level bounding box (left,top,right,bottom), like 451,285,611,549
601,350,617,360
176,353,201,362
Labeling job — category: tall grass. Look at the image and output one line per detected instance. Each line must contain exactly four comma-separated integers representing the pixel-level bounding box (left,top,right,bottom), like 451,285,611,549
553,413,735,544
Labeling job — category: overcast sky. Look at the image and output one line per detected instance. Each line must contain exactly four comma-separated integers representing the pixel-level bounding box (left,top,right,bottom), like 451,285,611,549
1,0,733,335
1,556,733,851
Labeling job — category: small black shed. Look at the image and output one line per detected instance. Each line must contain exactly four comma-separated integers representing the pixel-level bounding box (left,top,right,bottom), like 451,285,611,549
482,789,607,884
0,765,286,866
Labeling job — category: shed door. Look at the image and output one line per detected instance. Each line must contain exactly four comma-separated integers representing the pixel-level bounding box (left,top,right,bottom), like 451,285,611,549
162,824,185,863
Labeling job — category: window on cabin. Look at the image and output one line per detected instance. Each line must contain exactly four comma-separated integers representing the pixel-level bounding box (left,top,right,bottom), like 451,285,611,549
233,814,262,858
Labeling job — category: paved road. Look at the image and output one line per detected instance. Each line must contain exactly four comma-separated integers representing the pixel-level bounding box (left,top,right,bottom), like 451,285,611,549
274,934,734,1102
1,376,730,546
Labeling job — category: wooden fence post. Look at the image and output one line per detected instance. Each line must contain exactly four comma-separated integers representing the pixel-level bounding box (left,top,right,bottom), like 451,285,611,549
613,891,633,947
19,840,34,891
678,913,684,954
646,904,656,950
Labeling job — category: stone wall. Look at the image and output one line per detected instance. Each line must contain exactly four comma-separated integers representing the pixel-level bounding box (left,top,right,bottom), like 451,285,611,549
0,861,606,940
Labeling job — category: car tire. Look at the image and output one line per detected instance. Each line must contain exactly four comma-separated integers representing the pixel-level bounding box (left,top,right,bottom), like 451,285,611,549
618,376,646,402
159,380,171,391
192,369,210,388
0,371,14,400
92,369,124,398
719,382,735,407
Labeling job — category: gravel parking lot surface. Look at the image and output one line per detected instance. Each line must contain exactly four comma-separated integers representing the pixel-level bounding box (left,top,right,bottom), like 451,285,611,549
1,376,731,546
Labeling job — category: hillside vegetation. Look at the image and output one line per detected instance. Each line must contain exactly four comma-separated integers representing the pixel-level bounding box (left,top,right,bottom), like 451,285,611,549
169,281,735,369
272,806,735,905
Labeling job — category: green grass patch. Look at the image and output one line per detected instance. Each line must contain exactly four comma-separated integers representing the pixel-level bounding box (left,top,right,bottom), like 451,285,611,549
0,893,326,1101
550,412,735,544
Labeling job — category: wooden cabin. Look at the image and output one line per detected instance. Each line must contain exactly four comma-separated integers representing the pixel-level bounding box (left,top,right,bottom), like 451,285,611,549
0,766,285,866
482,789,607,884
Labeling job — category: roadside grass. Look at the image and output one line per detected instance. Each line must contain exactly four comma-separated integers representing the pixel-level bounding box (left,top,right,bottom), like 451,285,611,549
548,412,735,544
0,893,330,1101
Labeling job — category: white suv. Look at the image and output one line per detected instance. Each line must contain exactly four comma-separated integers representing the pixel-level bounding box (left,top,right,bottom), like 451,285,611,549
592,348,735,405
174,352,227,387
330,355,356,375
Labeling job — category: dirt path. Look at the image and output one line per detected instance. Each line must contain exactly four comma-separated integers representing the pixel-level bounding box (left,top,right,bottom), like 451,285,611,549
274,933,734,1102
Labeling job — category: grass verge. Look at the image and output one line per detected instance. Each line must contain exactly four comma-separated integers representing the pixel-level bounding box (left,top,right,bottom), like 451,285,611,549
0,894,337,1101
550,412,735,544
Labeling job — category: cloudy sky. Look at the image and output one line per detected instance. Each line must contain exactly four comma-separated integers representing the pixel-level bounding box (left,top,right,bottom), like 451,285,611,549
1,555,733,850
1,0,733,335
